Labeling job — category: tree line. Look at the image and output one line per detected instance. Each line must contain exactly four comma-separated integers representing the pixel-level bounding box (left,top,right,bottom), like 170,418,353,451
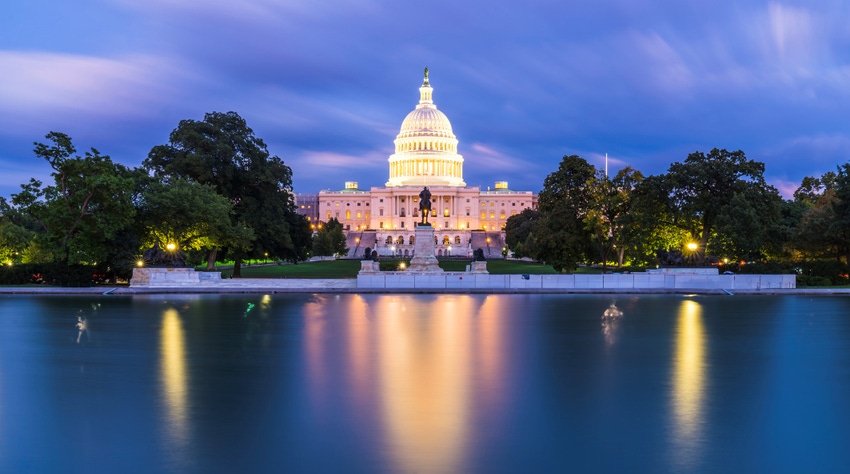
0,111,322,281
506,150,850,284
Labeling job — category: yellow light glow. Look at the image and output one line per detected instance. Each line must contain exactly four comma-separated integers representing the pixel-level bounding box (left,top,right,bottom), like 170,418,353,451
136,260,144,267
399,262,406,270
687,242,697,251
671,299,706,466
166,243,176,251
160,308,189,448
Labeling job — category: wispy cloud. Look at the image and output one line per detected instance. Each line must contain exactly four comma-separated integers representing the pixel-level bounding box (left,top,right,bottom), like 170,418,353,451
0,51,200,132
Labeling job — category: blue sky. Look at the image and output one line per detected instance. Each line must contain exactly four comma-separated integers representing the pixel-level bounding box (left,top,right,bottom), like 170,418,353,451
2,0,849,199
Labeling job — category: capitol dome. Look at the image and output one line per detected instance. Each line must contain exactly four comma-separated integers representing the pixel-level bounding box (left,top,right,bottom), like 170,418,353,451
398,107,454,138
386,69,465,187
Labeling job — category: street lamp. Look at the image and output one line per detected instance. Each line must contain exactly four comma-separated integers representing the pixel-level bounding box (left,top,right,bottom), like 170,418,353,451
391,245,396,257
447,245,452,256
687,242,698,252
166,243,176,251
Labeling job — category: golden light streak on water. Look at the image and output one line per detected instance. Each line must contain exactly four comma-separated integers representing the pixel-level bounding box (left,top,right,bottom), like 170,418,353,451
345,295,372,409
160,308,189,447
670,299,707,468
375,296,475,474
476,295,507,411
304,296,330,411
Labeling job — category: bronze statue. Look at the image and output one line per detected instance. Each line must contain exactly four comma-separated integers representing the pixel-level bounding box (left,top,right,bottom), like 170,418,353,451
419,187,432,225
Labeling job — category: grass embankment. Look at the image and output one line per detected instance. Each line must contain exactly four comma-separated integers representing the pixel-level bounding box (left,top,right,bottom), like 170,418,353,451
219,259,564,278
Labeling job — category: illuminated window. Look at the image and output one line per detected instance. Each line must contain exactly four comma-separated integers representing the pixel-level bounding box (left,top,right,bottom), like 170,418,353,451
326,211,331,219
490,212,495,219
443,236,450,245
357,211,361,218
386,236,392,244
444,208,450,217
481,212,486,219
454,236,461,244
346,210,351,219
409,236,415,245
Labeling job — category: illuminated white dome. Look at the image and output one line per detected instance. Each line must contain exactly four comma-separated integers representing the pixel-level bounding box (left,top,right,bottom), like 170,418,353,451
386,69,465,187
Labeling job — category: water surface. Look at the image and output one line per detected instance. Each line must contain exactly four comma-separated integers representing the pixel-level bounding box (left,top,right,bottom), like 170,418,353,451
1,294,849,473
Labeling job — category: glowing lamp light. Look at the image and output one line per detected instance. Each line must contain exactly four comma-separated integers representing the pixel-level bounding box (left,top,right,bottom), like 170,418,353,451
166,243,177,251
136,260,144,267
399,262,406,270
687,242,698,251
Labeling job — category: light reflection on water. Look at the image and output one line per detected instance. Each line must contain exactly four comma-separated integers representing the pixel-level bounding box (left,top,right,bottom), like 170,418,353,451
670,299,707,470
301,295,513,473
160,307,190,460
1,294,850,473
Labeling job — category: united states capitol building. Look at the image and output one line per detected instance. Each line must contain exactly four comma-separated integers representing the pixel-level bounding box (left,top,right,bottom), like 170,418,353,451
297,70,537,258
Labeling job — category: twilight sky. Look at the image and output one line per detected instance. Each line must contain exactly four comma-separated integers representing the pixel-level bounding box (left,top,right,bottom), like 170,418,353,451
2,0,849,199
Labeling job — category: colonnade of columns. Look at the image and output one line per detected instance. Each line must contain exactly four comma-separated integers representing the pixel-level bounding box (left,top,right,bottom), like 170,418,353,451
389,159,463,179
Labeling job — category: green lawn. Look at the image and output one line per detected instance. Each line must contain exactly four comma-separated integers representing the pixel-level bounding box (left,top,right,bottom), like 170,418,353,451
216,258,566,278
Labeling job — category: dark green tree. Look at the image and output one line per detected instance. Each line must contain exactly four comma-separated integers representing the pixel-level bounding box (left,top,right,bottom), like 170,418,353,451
584,166,644,271
504,208,540,258
711,180,782,262
534,155,596,272
654,148,771,260
790,173,840,260
144,111,310,276
2,132,135,264
312,218,348,257
828,163,850,263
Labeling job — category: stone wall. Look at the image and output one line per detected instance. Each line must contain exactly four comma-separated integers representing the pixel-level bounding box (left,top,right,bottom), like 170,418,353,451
357,273,796,290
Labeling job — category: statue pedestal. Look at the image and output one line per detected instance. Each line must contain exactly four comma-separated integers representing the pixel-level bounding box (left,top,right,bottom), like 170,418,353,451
470,261,489,274
359,260,380,274
408,225,443,273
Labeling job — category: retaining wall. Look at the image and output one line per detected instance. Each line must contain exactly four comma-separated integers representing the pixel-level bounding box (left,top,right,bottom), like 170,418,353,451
357,273,796,290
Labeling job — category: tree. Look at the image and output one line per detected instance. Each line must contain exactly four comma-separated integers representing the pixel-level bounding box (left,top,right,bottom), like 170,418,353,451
534,155,596,272
312,218,348,257
0,219,34,264
3,132,135,264
144,111,310,276
584,166,644,271
504,209,539,258
711,180,782,262
137,178,249,254
654,148,770,260
828,163,850,263
790,172,841,260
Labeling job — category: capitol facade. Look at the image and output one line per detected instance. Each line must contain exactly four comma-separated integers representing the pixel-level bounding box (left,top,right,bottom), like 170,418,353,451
298,70,537,258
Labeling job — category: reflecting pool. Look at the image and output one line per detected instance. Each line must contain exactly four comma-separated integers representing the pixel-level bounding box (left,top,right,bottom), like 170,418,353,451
1,294,849,473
